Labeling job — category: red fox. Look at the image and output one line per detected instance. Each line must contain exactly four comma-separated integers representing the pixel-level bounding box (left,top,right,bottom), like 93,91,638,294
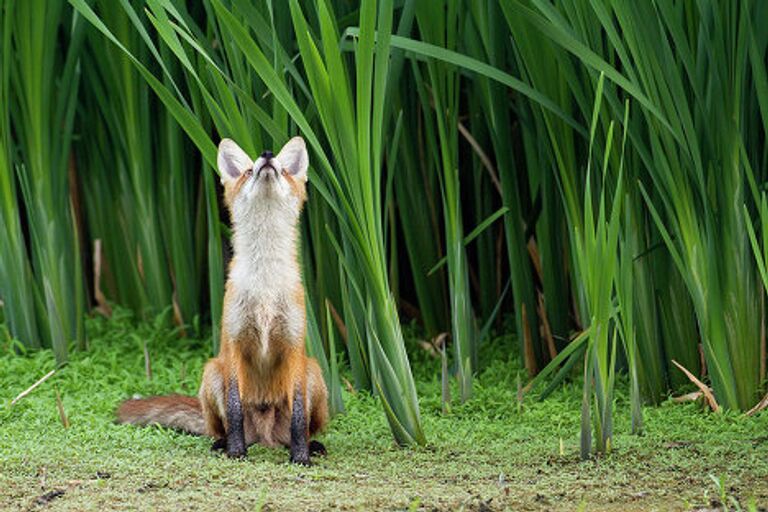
117,137,329,465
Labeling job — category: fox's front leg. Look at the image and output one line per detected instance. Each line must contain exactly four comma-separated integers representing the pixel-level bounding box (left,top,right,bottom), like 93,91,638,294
289,386,310,465
226,376,246,458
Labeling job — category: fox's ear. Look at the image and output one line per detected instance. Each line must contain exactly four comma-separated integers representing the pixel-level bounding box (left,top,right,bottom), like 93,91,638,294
218,139,253,185
276,136,309,182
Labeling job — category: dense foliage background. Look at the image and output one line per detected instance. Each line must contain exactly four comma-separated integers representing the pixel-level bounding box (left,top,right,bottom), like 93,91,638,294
1,0,767,457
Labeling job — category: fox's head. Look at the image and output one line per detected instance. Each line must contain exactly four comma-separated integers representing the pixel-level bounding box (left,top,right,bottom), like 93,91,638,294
217,136,309,223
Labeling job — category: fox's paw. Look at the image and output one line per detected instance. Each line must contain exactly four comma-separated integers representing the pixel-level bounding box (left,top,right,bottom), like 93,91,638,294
210,438,226,452
226,448,247,459
226,439,247,459
290,453,312,466
309,440,327,457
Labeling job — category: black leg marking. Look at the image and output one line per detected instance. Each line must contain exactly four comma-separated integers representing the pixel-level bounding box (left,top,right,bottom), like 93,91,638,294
211,438,226,452
309,440,327,456
226,376,246,458
290,388,310,465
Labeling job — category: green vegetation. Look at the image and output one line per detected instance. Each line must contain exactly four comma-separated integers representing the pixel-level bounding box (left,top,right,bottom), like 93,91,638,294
1,0,768,461
2,313,768,511
1,0,86,361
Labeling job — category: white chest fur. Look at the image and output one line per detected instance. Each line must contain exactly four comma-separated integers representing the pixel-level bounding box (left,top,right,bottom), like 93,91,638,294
223,197,305,356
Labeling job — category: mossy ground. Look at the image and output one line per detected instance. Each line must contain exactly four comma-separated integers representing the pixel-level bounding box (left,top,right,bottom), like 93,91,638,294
1,310,767,511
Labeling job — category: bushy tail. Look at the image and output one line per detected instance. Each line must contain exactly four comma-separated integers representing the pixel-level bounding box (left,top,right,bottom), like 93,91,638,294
116,395,207,436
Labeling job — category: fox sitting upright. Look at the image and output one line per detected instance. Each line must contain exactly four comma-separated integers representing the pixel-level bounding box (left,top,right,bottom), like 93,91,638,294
117,136,329,465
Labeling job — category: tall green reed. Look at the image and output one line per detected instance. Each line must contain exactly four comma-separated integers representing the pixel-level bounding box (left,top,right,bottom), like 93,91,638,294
78,0,173,319
285,0,425,443
572,75,627,458
469,0,549,374
8,0,86,361
507,0,765,410
414,0,476,401
0,0,40,350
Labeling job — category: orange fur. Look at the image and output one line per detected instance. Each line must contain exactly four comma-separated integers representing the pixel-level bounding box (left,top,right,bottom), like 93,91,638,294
116,395,205,434
199,313,328,447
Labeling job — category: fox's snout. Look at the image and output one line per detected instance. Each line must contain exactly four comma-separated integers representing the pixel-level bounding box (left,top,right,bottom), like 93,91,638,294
256,162,277,178
259,168,276,178
254,151,279,180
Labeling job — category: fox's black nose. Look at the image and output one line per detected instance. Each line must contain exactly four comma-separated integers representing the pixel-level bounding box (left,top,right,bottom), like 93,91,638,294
260,150,273,159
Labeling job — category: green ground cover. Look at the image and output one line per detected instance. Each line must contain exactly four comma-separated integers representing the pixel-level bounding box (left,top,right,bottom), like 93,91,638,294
1,311,767,511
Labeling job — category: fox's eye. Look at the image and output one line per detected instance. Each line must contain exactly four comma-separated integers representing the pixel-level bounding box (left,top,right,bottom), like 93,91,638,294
244,169,253,177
